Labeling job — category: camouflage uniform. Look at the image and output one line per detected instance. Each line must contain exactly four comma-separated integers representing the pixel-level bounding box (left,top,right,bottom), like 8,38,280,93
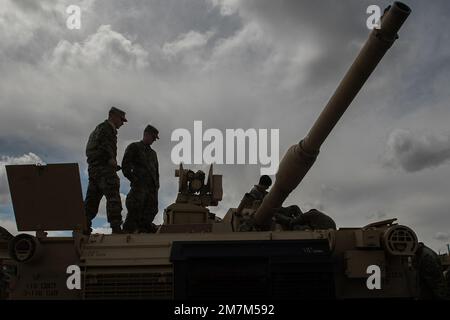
275,206,337,230
414,243,448,300
248,184,269,202
242,184,269,210
291,208,337,230
122,141,159,233
84,120,123,229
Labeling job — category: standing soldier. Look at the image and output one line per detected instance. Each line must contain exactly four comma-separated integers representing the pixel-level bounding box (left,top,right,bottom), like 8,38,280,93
122,125,160,233
85,107,127,234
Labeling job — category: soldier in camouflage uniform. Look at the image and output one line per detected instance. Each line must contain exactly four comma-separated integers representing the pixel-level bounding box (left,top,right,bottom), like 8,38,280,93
122,125,160,233
84,107,127,234
236,175,272,215
274,206,337,230
414,242,449,300
248,175,272,203
290,208,336,230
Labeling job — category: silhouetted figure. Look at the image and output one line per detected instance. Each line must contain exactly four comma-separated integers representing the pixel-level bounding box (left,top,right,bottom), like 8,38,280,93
85,107,127,234
122,125,160,233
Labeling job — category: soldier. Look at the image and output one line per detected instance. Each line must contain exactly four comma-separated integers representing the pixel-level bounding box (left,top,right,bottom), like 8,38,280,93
291,208,336,230
414,242,448,300
122,125,160,233
84,107,127,234
236,175,272,214
248,175,272,202
274,206,337,231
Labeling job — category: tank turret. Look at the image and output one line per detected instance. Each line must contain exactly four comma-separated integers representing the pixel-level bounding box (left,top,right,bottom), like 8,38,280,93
254,2,411,227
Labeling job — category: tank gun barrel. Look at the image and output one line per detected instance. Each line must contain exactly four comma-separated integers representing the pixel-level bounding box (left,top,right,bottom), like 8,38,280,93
254,2,411,227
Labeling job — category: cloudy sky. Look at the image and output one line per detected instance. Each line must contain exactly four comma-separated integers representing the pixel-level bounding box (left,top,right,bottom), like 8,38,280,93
0,0,449,252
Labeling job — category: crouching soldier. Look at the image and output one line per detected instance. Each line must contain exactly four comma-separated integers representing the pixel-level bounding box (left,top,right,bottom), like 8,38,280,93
236,175,272,214
274,206,337,231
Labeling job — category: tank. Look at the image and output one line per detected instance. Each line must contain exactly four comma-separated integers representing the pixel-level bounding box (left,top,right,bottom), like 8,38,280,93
0,2,422,300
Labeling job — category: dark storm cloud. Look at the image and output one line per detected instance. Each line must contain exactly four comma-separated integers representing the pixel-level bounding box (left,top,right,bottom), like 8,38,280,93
383,129,450,172
237,0,450,120
91,0,242,46
12,0,43,11
0,0,64,65
0,137,70,162
236,0,387,85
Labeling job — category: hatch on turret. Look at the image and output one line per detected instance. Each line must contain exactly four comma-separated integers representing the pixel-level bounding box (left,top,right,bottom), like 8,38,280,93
6,163,87,232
